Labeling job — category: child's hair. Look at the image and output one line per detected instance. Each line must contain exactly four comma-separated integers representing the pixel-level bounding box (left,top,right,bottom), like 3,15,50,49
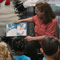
41,36,59,56
12,37,25,52
0,42,14,60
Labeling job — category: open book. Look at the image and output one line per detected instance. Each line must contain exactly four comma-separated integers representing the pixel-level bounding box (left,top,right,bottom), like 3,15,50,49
6,22,27,37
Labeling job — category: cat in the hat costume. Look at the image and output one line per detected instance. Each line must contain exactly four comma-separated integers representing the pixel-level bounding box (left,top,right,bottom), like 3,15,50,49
0,0,39,36
0,0,27,36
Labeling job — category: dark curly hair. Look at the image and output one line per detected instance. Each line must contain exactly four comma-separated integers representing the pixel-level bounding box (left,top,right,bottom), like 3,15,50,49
12,37,25,52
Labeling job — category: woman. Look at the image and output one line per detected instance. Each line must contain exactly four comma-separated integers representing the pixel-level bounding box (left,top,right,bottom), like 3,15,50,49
14,2,58,60
14,2,57,42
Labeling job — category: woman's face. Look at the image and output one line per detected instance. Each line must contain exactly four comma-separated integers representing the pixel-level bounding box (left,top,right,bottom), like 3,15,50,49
35,7,44,18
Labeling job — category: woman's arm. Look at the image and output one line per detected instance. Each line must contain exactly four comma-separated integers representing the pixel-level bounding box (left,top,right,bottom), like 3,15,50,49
24,35,46,41
14,17,32,24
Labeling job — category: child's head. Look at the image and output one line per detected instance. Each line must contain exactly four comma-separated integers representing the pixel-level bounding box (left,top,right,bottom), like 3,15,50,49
0,42,14,60
12,37,25,52
40,36,59,56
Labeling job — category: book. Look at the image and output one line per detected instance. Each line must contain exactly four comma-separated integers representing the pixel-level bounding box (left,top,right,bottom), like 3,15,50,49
6,22,27,37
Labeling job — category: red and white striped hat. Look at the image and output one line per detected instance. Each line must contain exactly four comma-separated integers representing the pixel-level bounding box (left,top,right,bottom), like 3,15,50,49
0,0,10,5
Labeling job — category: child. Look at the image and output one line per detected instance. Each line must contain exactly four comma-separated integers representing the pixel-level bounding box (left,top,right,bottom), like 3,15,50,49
12,37,31,60
40,36,59,60
0,42,14,60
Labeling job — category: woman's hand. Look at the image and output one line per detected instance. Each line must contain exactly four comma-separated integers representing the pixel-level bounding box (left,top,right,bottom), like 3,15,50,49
24,36,34,41
24,35,46,42
14,20,21,24
14,17,32,24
